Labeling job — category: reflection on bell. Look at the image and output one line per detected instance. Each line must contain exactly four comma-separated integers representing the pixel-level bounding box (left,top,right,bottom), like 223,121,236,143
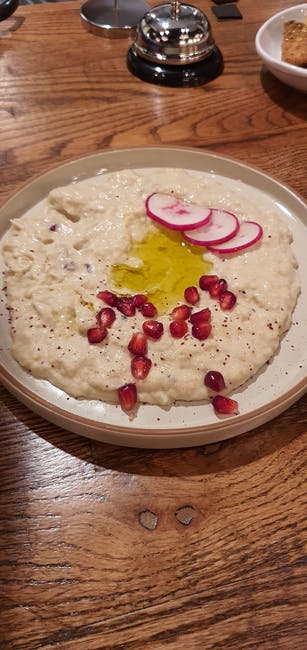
127,1,223,86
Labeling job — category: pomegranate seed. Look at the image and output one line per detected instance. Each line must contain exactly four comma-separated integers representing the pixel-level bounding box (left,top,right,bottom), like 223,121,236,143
142,320,164,339
96,307,116,329
199,274,219,291
141,302,157,317
219,290,237,310
128,332,147,356
97,290,118,307
118,383,137,411
212,395,238,415
218,278,228,293
87,325,107,344
117,297,136,317
190,308,211,325
208,282,220,298
209,279,228,298
184,286,200,305
191,321,212,340
133,293,147,308
204,370,226,392
131,356,152,380
49,223,58,232
171,304,191,321
169,320,188,338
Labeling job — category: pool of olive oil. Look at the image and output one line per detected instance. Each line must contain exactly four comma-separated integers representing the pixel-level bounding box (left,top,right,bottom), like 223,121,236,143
111,226,211,313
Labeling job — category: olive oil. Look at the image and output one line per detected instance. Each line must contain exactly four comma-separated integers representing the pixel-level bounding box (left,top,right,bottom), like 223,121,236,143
111,227,211,313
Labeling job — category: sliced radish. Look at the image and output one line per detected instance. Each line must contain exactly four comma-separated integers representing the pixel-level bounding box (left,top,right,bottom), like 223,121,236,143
183,208,239,246
207,221,263,254
145,193,212,231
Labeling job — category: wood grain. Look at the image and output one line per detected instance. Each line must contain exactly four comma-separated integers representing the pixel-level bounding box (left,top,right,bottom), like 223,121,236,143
0,1,306,648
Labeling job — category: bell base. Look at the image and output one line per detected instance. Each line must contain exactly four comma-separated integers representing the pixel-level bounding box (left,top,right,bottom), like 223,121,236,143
127,46,223,87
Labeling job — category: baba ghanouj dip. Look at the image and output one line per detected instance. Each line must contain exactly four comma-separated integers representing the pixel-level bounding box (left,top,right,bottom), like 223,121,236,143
2,168,300,415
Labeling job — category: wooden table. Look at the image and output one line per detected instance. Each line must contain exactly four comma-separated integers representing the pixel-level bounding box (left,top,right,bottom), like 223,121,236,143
0,1,306,648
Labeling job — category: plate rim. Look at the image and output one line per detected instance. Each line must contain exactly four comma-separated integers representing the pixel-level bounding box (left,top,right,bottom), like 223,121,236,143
1,145,307,214
1,145,306,446
1,364,306,439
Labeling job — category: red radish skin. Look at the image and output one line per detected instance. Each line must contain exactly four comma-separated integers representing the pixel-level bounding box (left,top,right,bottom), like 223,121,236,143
207,221,263,254
146,193,212,231
183,208,239,245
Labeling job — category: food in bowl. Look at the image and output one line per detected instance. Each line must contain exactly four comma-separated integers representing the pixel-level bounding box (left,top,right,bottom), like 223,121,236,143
2,168,300,414
255,4,307,92
281,20,307,67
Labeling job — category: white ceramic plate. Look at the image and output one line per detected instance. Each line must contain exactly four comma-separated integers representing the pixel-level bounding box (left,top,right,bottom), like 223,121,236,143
0,147,306,448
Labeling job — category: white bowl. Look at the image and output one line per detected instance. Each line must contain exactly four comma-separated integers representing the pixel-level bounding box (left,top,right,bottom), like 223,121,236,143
255,4,307,92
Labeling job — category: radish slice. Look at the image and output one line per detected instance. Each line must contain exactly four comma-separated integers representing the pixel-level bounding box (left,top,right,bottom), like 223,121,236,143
183,208,240,246
145,193,212,231
207,221,263,254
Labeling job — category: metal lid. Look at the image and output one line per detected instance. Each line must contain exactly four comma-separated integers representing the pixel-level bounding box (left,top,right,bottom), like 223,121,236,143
132,1,215,65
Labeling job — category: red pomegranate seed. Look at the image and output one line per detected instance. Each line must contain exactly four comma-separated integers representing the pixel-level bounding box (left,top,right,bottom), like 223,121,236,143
219,290,237,310
218,279,228,293
49,223,59,232
199,274,219,291
190,308,211,325
96,307,116,329
212,395,238,415
87,325,107,344
169,320,188,338
209,279,228,298
171,304,191,321
191,321,212,340
117,297,136,317
184,286,200,305
97,290,118,307
142,320,164,339
204,370,226,392
141,302,157,317
208,282,220,298
131,356,152,380
133,293,148,308
128,332,147,356
118,383,137,411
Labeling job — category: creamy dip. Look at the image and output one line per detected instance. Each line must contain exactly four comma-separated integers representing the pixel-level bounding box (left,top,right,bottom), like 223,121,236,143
2,168,300,407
